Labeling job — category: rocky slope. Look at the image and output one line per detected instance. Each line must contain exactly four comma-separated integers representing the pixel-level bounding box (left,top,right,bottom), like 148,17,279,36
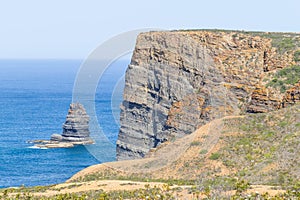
117,30,300,160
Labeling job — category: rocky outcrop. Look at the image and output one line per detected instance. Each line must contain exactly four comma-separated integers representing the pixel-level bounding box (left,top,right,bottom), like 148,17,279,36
60,103,91,142
283,81,300,106
117,30,300,160
32,103,94,148
246,86,282,113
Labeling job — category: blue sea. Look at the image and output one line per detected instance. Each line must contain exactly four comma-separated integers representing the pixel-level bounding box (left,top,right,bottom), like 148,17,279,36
0,59,128,188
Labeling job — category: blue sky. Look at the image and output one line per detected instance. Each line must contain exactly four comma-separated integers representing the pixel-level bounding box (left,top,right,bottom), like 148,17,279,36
0,0,299,59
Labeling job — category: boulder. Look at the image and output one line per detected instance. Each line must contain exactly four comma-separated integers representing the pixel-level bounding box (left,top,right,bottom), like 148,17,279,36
50,134,63,142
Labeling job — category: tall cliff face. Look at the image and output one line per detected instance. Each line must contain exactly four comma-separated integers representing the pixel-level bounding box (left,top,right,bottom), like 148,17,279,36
117,30,300,160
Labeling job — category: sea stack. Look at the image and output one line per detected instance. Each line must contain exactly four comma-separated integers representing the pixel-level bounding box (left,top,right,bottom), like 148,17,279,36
47,103,94,147
32,103,93,148
60,103,91,142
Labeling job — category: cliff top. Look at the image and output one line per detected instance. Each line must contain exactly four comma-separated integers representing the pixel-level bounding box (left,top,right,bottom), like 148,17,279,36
141,29,300,53
148,29,300,35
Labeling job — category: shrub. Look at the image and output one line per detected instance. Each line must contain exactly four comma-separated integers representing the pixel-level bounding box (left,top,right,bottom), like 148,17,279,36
266,65,300,93
274,38,295,54
209,153,221,160
190,141,202,146
294,50,300,62
235,179,250,194
199,149,208,154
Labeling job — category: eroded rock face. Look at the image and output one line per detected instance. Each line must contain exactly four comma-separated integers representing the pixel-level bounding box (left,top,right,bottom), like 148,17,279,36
284,81,300,106
117,30,299,160
33,103,93,148
61,103,91,142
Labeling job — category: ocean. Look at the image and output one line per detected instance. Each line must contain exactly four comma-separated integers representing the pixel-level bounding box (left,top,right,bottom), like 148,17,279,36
0,59,127,188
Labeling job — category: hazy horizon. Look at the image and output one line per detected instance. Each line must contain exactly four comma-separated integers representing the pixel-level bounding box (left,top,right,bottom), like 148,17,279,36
0,0,299,59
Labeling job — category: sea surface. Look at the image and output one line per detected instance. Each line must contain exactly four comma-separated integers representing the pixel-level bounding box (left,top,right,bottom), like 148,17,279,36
0,59,127,188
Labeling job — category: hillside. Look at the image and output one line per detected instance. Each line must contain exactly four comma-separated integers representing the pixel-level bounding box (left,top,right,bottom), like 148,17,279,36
71,103,300,186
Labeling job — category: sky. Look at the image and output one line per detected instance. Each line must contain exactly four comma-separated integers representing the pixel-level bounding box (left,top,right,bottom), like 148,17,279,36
0,0,299,59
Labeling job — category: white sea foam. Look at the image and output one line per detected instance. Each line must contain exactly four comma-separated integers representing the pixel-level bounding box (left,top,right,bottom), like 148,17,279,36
27,146,48,150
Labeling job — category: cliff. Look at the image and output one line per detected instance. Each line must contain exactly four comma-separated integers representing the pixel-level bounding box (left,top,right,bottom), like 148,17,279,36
117,30,300,160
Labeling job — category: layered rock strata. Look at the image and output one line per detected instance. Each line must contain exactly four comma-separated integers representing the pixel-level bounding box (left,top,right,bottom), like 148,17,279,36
117,30,300,160
33,103,93,148
60,103,91,142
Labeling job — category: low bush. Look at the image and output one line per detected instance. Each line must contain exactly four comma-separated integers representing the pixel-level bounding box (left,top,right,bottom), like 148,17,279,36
266,65,300,92
209,153,221,160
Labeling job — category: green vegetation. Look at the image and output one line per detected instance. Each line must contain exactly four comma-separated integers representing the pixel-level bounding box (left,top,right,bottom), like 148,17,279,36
3,180,300,199
174,29,300,55
220,104,300,186
190,141,201,146
249,32,300,54
2,180,299,199
73,170,196,186
294,50,300,62
234,179,250,195
266,65,300,92
199,149,208,154
0,184,55,194
273,38,295,53
209,153,221,160
0,184,175,200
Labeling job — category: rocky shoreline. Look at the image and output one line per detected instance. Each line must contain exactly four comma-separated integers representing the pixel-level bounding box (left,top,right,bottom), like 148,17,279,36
29,139,94,148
